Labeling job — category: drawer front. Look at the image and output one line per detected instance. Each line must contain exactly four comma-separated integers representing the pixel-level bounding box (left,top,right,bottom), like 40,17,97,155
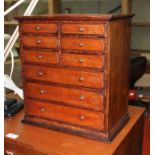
22,23,58,33
61,23,106,36
22,50,59,65
61,38,105,53
24,65,104,89
25,99,105,130
5,141,44,155
25,82,103,111
22,36,58,49
61,53,104,69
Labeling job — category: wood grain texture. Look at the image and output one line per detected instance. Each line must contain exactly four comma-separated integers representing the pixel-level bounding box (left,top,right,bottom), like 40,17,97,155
22,50,59,65
107,19,131,130
22,35,58,49
22,23,58,33
25,82,104,111
61,53,104,69
61,37,105,52
16,14,133,142
24,64,104,89
4,105,145,155
25,98,105,130
61,23,106,35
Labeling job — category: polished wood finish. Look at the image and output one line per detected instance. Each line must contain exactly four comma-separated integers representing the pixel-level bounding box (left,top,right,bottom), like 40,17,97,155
22,23,58,33
24,65,104,89
61,37,105,52
25,82,104,111
22,36,58,49
22,50,59,65
61,53,104,69
4,106,145,155
25,98,105,130
61,23,106,35
16,14,133,142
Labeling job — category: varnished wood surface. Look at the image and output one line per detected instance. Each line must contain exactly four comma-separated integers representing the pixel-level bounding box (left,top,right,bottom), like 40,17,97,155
22,50,59,65
22,23,58,33
4,106,145,155
24,64,104,89
61,23,106,35
15,14,134,21
17,14,133,141
25,82,104,111
25,98,105,130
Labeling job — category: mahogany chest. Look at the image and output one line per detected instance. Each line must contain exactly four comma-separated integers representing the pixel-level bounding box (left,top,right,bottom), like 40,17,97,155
16,14,133,142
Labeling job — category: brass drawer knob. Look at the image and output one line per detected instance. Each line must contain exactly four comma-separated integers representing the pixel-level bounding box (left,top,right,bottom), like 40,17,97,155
36,26,41,31
80,95,85,101
6,151,14,155
79,58,84,63
37,40,41,44
79,76,84,82
37,72,44,76
80,115,85,120
79,27,84,32
40,89,46,94
40,108,45,112
79,43,84,47
37,55,43,59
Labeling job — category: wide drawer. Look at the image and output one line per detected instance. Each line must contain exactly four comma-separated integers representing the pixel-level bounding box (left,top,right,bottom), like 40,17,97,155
61,37,105,53
25,98,105,130
22,50,59,65
24,65,104,89
22,23,58,34
61,53,104,69
22,36,58,49
61,23,106,36
25,82,103,111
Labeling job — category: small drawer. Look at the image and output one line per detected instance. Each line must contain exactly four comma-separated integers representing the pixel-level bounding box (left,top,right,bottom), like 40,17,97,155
24,65,104,89
61,23,106,36
25,82,103,111
61,53,104,69
22,36,58,49
25,98,105,130
22,50,59,65
61,37,105,53
22,23,58,33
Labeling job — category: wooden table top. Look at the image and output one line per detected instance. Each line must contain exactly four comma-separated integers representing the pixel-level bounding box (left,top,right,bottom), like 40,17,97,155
4,106,145,155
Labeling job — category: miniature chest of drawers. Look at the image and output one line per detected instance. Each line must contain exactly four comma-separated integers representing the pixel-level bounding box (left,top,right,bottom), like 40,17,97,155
16,14,133,142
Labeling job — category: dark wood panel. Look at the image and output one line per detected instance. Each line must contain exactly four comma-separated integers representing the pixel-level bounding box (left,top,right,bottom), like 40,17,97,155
25,82,104,111
24,65,104,89
25,98,105,130
108,19,131,130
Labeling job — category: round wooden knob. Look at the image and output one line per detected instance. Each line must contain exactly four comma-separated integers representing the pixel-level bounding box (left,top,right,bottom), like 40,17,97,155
79,58,84,63
40,108,45,112
80,115,85,120
79,43,83,47
80,95,85,101
40,90,46,94
37,55,43,59
79,27,84,32
37,72,44,76
37,40,41,44
36,26,40,31
79,77,84,82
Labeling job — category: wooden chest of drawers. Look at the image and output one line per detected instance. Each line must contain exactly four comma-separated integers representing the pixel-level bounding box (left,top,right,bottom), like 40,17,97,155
16,14,133,142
